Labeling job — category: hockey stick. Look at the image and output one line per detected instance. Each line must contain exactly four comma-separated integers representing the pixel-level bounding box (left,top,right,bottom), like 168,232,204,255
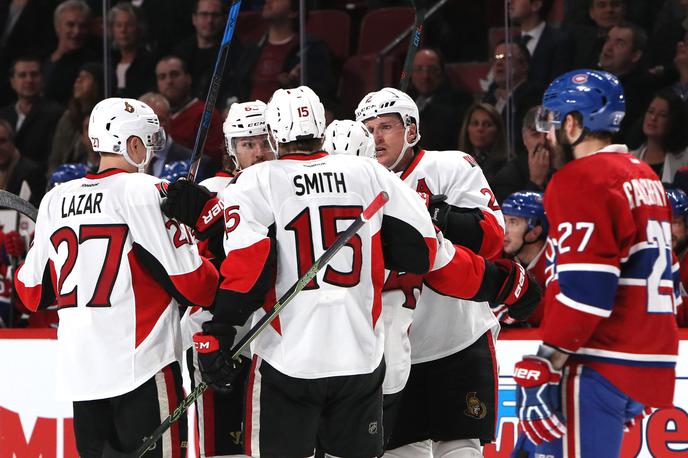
130,191,390,458
0,190,37,222
186,0,242,183
399,0,428,92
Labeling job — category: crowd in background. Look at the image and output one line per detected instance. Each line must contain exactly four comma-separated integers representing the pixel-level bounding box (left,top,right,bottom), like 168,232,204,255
1,0,688,328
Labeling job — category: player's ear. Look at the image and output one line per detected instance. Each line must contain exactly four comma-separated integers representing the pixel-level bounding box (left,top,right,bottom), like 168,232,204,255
525,225,543,242
407,123,418,143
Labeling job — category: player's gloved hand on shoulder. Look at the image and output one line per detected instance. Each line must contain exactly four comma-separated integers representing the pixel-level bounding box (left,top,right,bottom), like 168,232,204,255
162,180,224,240
193,321,242,393
489,259,541,321
5,231,26,258
427,195,450,230
513,355,566,445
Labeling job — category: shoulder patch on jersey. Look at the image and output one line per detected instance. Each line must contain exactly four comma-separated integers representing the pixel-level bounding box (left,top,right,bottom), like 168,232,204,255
156,181,169,198
416,177,434,202
463,155,478,168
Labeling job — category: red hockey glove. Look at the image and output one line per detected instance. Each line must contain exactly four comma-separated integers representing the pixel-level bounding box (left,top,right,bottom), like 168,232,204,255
5,231,26,258
491,259,541,321
513,355,566,445
193,322,242,393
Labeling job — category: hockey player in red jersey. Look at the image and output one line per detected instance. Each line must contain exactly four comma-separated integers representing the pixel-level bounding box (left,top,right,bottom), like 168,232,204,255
512,69,680,458
355,88,534,458
13,97,219,457
665,187,688,327
501,191,548,326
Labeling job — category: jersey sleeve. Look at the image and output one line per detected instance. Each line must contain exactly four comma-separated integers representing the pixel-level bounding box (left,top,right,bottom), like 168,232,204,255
541,175,635,352
215,170,277,325
14,192,57,312
440,153,505,259
125,178,219,308
374,162,438,274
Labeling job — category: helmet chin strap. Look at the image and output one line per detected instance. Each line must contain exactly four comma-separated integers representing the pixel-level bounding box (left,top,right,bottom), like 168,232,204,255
387,125,421,171
267,131,279,158
123,145,152,173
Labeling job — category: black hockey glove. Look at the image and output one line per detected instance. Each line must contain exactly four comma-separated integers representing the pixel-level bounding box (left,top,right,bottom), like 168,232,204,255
192,321,243,393
162,179,224,240
479,259,541,321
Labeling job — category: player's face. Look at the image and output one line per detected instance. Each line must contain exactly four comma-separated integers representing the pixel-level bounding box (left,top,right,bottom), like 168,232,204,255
234,134,274,169
411,50,443,96
55,8,89,52
193,0,226,41
672,215,688,247
504,216,528,255
364,114,410,170
643,97,670,140
112,9,139,50
467,109,498,150
10,61,42,99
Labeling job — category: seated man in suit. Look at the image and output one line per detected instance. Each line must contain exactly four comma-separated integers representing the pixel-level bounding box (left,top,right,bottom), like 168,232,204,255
0,56,63,169
509,0,570,84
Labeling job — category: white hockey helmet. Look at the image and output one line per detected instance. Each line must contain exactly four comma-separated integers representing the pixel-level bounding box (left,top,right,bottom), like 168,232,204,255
88,97,165,172
223,100,268,167
354,87,421,170
265,86,326,157
323,120,376,158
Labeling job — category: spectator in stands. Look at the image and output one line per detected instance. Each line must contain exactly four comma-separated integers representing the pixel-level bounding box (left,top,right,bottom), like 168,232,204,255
0,0,55,106
509,0,570,83
138,92,198,178
599,22,658,145
109,3,156,99
491,106,564,203
44,0,98,106
174,0,244,108
133,0,194,55
565,0,627,70
483,40,544,152
631,89,688,182
0,57,62,167
671,38,688,107
155,55,224,163
409,48,471,152
0,119,45,206
458,102,507,183
646,0,688,84
240,0,336,102
48,62,103,175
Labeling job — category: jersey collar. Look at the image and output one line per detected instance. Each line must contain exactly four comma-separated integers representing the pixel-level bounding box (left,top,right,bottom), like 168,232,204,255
279,151,329,161
593,144,628,155
399,150,425,181
85,168,128,179
215,171,234,177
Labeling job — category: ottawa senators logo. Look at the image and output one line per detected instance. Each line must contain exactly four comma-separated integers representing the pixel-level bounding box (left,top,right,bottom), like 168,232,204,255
416,177,433,205
464,392,487,419
124,101,135,113
155,181,169,198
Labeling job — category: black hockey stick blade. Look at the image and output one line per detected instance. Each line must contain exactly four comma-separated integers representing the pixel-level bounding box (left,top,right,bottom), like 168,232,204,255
187,0,242,183
130,192,390,457
399,0,428,92
0,190,37,222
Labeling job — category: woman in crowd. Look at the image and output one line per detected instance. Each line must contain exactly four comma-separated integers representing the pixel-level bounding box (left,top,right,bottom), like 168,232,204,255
458,102,507,183
47,63,103,175
632,88,688,183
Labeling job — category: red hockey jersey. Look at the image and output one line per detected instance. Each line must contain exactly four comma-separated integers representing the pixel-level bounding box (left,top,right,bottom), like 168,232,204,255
542,145,679,408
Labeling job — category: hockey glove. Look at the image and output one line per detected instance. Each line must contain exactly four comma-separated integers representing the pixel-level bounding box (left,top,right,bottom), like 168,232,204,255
5,231,26,258
162,180,224,240
428,199,451,231
513,355,566,445
490,259,541,321
193,321,242,393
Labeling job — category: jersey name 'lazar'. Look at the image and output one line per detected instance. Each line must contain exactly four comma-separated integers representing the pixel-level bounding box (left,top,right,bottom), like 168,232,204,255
293,171,347,196
61,192,104,217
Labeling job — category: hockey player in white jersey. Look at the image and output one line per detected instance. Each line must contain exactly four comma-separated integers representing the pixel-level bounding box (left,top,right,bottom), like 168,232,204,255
356,88,533,458
13,98,220,457
163,86,443,457
176,100,273,457
323,119,376,158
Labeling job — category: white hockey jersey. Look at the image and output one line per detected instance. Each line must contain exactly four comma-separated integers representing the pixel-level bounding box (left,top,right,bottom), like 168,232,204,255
15,168,219,401
399,150,503,364
216,152,438,379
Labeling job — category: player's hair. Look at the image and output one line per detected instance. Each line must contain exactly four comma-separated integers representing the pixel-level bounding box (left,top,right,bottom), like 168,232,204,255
458,102,507,162
645,88,688,154
613,20,647,54
108,2,147,45
0,119,15,143
567,111,614,141
279,138,325,154
54,0,91,28
9,55,43,77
